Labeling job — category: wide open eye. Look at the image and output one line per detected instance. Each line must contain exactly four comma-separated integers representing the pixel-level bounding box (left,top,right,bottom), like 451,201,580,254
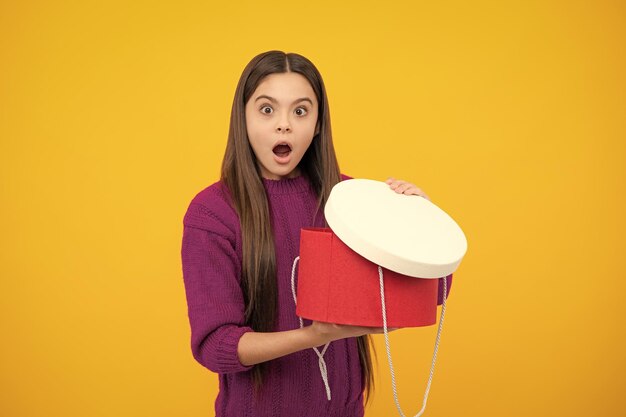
260,105,273,114
295,107,308,116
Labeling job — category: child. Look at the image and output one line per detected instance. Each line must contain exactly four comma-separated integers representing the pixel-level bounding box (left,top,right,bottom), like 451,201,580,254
180,50,447,416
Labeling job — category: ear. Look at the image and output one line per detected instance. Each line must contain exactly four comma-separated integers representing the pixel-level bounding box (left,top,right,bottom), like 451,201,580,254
314,121,321,136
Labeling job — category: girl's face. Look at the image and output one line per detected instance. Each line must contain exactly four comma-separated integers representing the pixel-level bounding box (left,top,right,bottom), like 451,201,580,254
245,72,319,180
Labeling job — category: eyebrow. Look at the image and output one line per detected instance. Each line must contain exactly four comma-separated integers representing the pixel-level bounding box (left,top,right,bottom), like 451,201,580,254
254,95,313,106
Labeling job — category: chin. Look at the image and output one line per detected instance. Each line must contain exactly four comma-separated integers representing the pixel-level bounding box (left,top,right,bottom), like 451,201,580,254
259,155,303,179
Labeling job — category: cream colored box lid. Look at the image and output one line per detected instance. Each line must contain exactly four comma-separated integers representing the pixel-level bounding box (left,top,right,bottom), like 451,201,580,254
324,178,467,278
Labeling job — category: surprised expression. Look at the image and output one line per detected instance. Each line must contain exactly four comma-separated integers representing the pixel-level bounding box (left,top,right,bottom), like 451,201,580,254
245,72,320,180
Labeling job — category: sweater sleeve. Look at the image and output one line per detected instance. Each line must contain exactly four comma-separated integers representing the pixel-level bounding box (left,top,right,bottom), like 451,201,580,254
181,218,254,374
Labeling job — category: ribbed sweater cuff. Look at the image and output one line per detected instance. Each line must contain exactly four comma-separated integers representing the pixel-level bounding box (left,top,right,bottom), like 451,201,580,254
215,326,255,373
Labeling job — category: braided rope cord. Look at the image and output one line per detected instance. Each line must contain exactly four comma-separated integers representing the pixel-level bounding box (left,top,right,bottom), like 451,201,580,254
379,266,447,417
290,256,332,400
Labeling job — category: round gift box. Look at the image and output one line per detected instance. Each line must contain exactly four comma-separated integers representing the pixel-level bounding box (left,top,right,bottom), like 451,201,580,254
295,179,466,327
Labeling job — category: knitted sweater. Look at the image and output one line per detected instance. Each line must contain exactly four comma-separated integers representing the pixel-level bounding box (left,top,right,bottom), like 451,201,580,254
180,173,362,416
180,173,452,416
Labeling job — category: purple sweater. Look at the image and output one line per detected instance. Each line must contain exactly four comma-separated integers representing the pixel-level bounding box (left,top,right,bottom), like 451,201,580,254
180,174,364,416
180,174,452,416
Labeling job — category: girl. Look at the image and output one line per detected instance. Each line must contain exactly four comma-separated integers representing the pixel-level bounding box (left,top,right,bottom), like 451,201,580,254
180,50,442,417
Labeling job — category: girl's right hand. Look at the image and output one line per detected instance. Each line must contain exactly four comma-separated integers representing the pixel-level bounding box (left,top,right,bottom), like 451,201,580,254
310,320,400,343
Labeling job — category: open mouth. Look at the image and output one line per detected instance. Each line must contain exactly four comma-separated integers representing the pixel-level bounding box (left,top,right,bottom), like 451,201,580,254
272,143,292,157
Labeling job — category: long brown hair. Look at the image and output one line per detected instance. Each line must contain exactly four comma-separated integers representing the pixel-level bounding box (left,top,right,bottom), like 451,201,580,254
220,50,376,405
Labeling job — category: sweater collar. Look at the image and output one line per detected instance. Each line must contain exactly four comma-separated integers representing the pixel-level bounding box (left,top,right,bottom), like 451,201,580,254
262,174,312,195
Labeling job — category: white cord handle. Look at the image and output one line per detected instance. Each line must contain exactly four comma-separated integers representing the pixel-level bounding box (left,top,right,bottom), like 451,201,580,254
291,256,332,401
379,266,448,417
291,254,449,409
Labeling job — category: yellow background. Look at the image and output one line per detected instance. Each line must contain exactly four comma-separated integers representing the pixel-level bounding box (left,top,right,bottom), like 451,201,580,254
1,1,624,416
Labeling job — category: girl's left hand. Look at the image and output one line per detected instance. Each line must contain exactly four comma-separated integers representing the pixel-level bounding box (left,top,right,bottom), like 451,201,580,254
385,177,430,201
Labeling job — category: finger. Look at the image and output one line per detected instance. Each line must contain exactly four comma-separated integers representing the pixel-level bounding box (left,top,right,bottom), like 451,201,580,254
404,186,422,196
395,182,421,194
371,327,399,333
388,179,405,190
404,186,430,200
395,183,413,194
412,189,431,200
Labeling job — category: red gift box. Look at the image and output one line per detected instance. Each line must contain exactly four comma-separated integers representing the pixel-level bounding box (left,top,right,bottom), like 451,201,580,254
295,227,446,327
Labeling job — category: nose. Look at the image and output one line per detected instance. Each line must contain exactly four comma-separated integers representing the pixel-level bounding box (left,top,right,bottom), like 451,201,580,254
276,113,291,133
